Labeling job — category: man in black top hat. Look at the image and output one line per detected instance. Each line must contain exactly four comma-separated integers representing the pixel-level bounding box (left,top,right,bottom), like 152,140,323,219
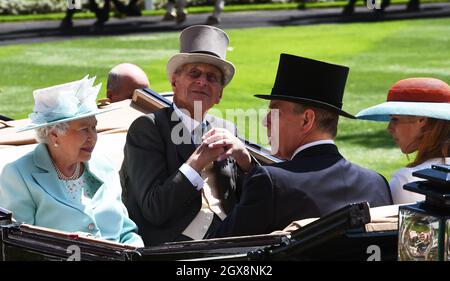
208,54,393,238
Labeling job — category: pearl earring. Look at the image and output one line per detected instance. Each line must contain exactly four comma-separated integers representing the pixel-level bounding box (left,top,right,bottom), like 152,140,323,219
54,143,59,148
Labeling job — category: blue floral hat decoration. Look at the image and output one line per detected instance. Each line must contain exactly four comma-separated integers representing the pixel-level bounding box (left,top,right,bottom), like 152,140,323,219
18,75,115,132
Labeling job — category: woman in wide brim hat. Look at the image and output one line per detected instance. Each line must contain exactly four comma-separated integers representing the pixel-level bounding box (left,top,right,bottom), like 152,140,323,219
0,76,143,247
356,77,450,204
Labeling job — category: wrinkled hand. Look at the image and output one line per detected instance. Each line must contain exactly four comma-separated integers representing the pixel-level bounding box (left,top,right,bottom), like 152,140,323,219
186,142,224,173
202,128,252,172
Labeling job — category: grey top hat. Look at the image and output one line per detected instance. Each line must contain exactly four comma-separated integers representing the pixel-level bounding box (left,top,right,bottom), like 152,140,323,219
166,25,235,86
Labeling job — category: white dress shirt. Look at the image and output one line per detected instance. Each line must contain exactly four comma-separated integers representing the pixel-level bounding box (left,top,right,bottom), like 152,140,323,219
172,104,228,240
173,103,206,191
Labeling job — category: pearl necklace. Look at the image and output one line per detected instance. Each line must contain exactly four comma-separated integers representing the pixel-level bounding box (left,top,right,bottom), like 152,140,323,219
52,161,82,181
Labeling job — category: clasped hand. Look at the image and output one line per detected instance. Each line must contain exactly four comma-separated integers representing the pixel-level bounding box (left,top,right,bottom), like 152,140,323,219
186,128,252,173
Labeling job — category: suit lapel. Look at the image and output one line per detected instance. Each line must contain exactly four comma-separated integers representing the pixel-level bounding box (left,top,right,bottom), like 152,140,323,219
166,106,196,162
84,159,108,209
31,144,82,211
32,144,89,213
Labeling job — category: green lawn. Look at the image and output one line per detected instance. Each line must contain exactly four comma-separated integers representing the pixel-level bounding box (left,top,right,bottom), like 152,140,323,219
0,18,449,179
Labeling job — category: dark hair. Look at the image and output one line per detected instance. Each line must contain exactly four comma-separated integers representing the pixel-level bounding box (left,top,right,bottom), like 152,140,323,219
293,103,339,137
408,118,450,167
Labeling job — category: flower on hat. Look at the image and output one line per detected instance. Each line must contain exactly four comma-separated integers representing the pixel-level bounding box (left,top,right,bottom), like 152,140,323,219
29,75,101,125
17,75,111,132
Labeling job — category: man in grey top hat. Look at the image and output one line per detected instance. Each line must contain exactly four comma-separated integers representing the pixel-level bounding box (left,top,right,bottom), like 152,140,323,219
120,25,254,246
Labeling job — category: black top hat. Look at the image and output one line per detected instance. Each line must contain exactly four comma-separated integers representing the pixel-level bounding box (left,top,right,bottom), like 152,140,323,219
255,54,355,119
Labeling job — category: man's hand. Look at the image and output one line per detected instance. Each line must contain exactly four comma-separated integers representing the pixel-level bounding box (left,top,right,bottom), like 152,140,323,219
202,128,253,172
186,142,224,173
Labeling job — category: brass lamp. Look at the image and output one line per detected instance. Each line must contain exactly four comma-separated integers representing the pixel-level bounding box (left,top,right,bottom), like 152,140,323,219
398,164,450,261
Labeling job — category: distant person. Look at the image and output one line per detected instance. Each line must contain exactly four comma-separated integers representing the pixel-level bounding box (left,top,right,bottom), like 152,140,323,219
357,78,450,204
162,0,224,25
343,0,420,15
107,63,150,103
61,0,141,29
209,54,392,238
0,76,143,247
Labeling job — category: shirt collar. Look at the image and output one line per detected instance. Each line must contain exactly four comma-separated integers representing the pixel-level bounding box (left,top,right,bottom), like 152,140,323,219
290,139,335,160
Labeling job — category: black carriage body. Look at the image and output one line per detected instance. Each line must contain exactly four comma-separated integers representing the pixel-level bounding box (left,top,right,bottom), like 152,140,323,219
0,203,397,261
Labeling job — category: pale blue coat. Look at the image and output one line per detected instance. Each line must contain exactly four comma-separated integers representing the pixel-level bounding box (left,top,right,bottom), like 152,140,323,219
0,144,143,247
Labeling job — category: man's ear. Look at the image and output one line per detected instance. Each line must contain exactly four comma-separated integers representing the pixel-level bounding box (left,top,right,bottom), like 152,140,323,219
301,109,316,132
171,75,177,89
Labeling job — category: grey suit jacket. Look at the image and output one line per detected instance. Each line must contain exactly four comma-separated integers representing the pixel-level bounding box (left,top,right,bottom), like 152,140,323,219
120,106,244,246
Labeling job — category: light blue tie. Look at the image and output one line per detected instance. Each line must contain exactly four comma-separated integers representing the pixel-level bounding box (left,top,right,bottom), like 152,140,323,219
192,122,207,146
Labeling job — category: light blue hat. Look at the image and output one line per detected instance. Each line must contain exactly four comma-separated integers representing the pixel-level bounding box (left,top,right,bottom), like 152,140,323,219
356,78,450,122
18,75,115,132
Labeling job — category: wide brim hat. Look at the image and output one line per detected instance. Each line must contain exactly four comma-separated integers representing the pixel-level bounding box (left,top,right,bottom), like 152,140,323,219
255,54,355,119
18,75,117,132
356,78,450,122
166,25,235,86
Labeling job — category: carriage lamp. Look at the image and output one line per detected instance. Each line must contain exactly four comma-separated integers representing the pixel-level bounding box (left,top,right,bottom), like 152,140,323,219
398,164,450,261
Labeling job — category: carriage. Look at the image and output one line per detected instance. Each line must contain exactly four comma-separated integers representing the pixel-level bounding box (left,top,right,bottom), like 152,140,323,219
0,88,398,261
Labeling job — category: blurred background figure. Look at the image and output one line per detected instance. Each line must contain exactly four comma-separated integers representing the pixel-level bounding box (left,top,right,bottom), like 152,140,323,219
61,0,141,30
162,0,224,24
343,0,420,15
107,63,150,103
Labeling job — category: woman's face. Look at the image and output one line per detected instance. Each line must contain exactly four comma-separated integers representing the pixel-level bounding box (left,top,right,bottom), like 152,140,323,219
387,115,426,154
54,117,98,164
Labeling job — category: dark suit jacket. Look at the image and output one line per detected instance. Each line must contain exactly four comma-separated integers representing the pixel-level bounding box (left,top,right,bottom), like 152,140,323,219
119,106,244,246
209,144,393,238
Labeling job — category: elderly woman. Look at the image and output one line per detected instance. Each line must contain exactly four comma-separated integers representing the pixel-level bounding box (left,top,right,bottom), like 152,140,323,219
357,78,450,204
0,76,143,247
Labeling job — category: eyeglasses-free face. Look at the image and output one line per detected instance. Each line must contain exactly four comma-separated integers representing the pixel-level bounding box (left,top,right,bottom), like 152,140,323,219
387,115,427,154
